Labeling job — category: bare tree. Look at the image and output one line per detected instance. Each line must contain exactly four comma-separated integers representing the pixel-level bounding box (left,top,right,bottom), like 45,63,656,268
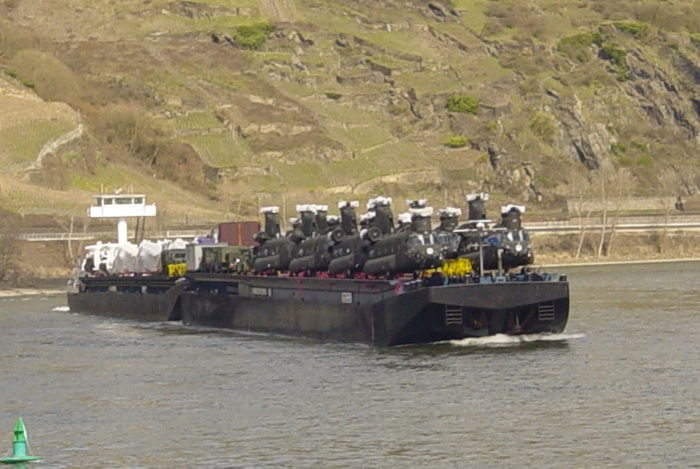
0,223,20,282
562,166,594,259
655,171,680,254
596,172,608,258
605,168,636,257
53,205,91,268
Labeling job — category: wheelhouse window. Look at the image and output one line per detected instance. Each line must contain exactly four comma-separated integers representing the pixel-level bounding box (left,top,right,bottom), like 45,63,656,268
407,235,423,246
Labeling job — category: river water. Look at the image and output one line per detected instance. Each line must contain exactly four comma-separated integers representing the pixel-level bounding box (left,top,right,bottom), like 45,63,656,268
2,262,700,468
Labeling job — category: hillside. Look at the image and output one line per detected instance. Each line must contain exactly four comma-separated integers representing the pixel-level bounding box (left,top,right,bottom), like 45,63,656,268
2,0,700,224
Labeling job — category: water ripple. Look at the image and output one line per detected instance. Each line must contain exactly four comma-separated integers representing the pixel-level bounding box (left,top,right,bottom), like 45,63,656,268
3,262,700,468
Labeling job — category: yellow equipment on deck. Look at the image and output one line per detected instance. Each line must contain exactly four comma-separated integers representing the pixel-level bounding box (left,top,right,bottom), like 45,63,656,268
421,258,472,278
166,263,186,278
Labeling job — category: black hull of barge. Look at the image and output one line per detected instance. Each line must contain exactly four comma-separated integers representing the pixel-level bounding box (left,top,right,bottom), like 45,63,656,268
181,275,569,347
67,276,184,322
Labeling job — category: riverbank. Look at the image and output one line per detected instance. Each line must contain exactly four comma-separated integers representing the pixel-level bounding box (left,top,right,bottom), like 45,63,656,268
531,231,700,267
0,277,68,297
0,287,65,298
541,257,700,268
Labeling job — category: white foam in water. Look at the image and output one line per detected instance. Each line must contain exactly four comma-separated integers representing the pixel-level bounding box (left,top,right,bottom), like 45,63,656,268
52,306,70,312
449,332,585,347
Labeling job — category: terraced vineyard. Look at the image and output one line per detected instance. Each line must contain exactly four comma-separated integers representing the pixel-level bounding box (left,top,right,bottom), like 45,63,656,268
365,142,433,173
0,177,89,216
324,155,382,186
326,124,393,152
299,98,385,125
271,153,381,189
270,143,441,191
170,112,223,132
183,132,255,168
0,120,77,171
272,161,331,189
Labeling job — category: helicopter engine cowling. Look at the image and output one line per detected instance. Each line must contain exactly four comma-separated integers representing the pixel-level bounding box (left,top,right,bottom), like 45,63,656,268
362,232,444,276
328,235,369,275
252,237,295,273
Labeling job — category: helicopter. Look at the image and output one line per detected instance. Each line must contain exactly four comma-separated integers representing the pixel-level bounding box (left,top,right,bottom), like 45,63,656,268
252,192,533,277
253,197,444,277
434,193,534,273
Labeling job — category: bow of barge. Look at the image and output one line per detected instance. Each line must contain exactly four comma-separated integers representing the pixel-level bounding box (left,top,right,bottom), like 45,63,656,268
67,276,184,322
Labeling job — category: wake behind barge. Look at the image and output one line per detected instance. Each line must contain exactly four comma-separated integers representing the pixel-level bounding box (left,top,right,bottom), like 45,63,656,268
68,272,568,347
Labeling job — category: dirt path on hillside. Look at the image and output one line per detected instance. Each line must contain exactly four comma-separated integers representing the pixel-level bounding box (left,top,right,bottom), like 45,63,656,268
28,124,84,171
257,0,297,22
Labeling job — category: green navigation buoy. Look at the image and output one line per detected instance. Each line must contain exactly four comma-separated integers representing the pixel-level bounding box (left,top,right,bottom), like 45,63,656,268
0,418,41,465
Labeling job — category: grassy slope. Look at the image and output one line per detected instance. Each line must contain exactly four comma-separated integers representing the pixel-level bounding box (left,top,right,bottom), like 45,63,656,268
2,0,700,223
0,82,228,224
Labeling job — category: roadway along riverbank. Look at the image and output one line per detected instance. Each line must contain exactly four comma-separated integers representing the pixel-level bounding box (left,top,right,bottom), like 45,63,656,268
13,214,700,241
540,257,700,268
7,228,700,285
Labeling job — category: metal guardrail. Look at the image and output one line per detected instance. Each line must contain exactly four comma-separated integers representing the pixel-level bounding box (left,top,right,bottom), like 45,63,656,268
525,214,700,228
17,229,206,242
13,215,700,241
524,215,700,233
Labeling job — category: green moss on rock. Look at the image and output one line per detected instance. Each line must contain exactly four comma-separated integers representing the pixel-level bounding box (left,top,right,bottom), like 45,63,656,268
446,94,479,114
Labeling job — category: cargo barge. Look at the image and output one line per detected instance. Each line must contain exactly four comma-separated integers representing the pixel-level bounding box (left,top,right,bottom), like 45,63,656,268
68,272,568,347
67,193,570,347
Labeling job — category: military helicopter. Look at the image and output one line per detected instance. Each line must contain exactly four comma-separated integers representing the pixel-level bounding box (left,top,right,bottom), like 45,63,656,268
251,206,295,272
252,193,530,278
433,206,462,259
359,198,444,277
252,201,362,275
327,200,369,275
440,193,534,273
328,197,397,276
253,197,444,278
287,204,345,274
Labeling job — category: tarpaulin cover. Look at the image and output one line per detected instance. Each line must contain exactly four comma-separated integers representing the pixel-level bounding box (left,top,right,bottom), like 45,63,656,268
110,243,139,274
